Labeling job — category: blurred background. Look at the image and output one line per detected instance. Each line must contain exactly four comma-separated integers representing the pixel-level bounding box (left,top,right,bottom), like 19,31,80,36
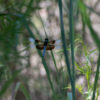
0,0,100,100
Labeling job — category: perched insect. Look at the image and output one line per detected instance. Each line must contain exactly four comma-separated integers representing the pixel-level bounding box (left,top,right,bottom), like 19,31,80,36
29,38,62,56
35,38,56,56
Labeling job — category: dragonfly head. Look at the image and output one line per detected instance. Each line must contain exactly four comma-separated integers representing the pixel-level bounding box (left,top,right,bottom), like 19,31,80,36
45,38,48,41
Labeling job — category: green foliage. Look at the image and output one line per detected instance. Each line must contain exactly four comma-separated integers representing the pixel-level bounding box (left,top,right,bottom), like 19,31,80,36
0,69,21,97
58,0,76,99
20,83,31,100
0,0,100,100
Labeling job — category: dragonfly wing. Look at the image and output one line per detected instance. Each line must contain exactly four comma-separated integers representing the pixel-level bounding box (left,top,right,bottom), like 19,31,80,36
36,45,44,50
29,38,35,43
55,40,62,45
29,38,35,48
29,38,44,49
46,45,55,50
48,40,55,44
55,40,62,50
35,39,43,44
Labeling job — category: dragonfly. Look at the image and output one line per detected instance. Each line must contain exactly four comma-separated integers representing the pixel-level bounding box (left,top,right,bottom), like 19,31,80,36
29,38,62,56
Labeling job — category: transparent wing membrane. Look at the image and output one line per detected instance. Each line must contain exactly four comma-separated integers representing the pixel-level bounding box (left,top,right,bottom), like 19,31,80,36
55,40,62,50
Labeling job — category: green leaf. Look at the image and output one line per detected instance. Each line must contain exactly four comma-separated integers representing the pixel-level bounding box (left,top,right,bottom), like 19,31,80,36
92,53,100,100
20,84,31,100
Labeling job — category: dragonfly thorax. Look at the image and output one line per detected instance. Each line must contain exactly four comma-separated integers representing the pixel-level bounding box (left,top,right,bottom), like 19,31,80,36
44,38,48,46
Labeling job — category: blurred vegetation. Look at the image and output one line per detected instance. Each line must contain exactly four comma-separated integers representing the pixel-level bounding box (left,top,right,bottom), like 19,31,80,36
0,0,100,100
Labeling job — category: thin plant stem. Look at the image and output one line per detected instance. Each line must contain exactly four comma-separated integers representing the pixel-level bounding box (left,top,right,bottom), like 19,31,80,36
58,0,74,99
69,0,76,99
38,12,48,38
92,52,100,100
51,51,58,73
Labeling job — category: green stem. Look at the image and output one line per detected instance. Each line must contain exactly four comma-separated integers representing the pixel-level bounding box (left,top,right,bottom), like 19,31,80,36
51,51,58,73
58,0,74,98
92,52,100,100
69,0,76,99
38,12,48,38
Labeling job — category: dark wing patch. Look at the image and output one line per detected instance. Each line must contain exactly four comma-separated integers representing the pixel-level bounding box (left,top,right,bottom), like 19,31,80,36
35,39,43,43
46,45,55,50
48,40,55,44
35,39,55,50
35,39,44,45
36,44,44,50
